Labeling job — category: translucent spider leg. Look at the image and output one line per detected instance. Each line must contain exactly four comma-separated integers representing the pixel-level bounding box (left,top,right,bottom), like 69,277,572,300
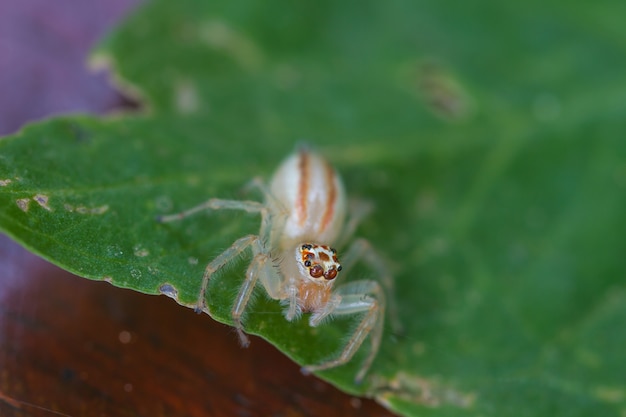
156,199,265,223
334,199,374,249
231,243,278,346
281,282,302,322
339,238,403,335
194,234,258,314
243,176,290,249
303,280,385,383
157,198,269,312
333,199,402,333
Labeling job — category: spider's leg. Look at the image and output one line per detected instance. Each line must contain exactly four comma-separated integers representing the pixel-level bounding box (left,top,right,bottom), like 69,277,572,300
157,198,265,222
334,199,373,249
195,234,258,315
309,294,342,327
303,280,384,383
281,281,301,322
231,243,275,346
339,238,403,335
157,198,274,315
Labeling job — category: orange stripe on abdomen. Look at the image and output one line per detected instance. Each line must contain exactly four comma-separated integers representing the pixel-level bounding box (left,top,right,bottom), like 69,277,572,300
296,151,309,227
318,159,336,234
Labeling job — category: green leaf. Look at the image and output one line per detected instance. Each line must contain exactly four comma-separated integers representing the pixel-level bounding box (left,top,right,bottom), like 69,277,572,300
1,0,625,415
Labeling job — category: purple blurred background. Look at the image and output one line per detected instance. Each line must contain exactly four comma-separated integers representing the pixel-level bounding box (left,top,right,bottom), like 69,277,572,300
0,0,141,135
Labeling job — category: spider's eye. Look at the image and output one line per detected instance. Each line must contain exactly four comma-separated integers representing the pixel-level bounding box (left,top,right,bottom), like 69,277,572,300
337,265,342,272
302,244,313,250
309,264,324,278
304,260,311,267
324,268,338,280
330,247,337,254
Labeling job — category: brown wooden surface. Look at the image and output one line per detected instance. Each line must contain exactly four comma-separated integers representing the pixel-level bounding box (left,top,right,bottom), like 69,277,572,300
0,1,396,416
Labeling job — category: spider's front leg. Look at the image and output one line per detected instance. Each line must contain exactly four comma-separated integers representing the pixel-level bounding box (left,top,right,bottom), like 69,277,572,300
303,280,385,383
157,198,273,345
229,238,284,346
340,238,403,335
156,198,266,223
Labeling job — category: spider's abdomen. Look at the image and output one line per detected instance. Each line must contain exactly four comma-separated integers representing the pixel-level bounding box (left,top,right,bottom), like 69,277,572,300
269,149,347,247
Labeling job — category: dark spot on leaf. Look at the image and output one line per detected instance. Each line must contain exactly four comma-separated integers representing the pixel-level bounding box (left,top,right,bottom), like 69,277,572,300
158,283,178,300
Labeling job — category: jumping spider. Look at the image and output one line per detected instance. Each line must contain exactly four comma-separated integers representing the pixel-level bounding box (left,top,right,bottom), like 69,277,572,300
158,149,398,382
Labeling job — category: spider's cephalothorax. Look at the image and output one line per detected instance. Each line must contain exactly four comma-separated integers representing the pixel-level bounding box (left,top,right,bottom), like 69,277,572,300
158,149,398,383
297,243,342,281
295,243,343,314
